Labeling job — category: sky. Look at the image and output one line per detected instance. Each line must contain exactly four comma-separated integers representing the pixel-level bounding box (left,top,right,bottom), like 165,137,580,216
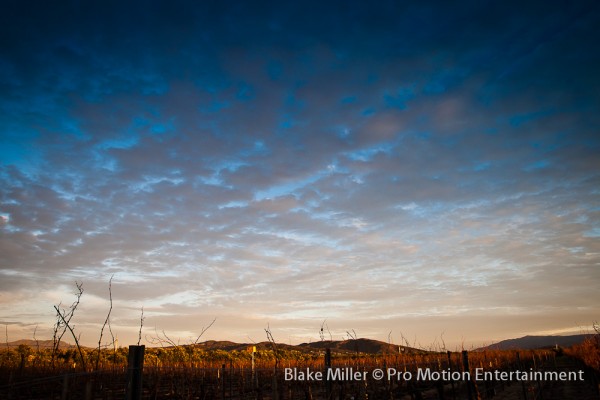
1,0,599,350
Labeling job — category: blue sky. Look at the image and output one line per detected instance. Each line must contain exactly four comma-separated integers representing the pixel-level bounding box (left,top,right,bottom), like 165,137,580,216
1,0,599,348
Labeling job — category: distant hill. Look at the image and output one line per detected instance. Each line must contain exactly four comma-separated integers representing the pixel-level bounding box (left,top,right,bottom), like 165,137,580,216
3,339,77,350
7,335,593,353
187,338,424,355
479,334,594,350
193,340,309,352
300,338,425,355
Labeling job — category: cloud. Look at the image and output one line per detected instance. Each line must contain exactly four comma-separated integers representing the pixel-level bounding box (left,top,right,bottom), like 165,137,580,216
1,0,599,348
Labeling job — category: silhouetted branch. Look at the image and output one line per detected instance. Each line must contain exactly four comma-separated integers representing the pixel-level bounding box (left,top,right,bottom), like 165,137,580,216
192,317,216,345
96,275,113,370
54,305,86,371
137,306,144,346
265,324,279,369
52,282,83,367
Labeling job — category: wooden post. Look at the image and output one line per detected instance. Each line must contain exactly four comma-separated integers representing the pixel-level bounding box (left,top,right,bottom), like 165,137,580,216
6,371,13,400
84,379,93,400
272,372,279,400
125,345,145,400
325,348,332,399
60,374,69,400
221,364,226,400
251,346,257,390
229,359,233,399
462,350,473,400
516,352,528,400
447,350,457,399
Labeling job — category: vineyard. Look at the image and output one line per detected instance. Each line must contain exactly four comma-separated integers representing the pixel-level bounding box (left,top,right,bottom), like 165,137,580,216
1,340,599,399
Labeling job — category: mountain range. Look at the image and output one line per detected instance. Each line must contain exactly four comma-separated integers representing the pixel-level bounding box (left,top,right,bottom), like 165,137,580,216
4,334,594,353
477,334,594,351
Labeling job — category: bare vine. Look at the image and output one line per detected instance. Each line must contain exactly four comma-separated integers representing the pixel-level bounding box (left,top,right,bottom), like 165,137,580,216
52,281,83,367
265,324,279,369
192,317,216,345
53,303,86,371
137,306,144,346
96,275,114,370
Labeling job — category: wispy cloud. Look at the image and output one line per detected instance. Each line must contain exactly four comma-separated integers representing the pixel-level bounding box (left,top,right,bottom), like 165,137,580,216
1,0,599,348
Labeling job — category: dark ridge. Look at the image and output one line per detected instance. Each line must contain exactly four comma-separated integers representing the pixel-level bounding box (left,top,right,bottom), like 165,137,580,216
478,334,594,350
3,339,78,350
